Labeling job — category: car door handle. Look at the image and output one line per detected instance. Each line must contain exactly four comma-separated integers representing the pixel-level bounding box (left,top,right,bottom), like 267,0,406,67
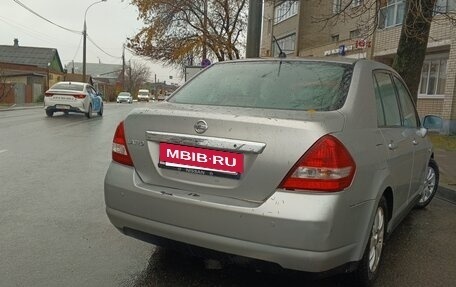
388,142,397,150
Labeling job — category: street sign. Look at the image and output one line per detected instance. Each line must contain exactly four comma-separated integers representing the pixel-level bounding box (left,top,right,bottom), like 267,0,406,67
202,58,211,67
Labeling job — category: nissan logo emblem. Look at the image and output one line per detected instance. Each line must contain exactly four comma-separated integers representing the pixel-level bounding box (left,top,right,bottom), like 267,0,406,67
194,120,208,134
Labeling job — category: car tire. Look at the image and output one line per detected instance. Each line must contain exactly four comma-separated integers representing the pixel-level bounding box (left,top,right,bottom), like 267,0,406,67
352,196,387,287
85,104,92,119
46,110,54,117
97,103,103,116
64,111,69,115
415,159,439,209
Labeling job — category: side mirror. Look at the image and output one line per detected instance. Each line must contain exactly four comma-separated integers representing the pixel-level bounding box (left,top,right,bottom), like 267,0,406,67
423,115,443,131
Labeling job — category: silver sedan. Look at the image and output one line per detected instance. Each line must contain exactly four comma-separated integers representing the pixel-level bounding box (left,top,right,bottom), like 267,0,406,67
104,58,439,286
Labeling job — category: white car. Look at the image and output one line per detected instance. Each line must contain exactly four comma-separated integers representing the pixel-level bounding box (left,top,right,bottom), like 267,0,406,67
44,81,103,118
117,92,133,104
137,89,150,102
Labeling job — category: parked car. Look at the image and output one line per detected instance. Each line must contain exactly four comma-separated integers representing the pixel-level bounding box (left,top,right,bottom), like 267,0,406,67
137,89,150,102
104,58,440,286
117,92,133,104
44,81,103,118
156,93,166,101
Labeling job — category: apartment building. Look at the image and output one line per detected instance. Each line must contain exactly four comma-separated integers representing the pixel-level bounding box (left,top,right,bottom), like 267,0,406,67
261,0,456,134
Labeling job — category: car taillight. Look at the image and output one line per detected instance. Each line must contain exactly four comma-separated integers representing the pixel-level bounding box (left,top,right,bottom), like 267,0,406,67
73,94,86,99
112,121,134,166
279,135,356,192
45,92,53,97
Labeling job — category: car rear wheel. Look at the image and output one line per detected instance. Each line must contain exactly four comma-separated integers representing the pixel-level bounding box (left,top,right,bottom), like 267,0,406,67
97,104,103,116
46,110,54,117
85,104,92,119
415,159,439,209
352,196,387,286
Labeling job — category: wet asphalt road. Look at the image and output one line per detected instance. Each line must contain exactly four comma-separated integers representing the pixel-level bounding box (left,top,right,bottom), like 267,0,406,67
0,104,455,287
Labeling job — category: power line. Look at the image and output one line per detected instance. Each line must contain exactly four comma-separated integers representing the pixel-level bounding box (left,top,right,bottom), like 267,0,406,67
11,0,80,35
0,15,78,46
11,0,121,62
86,34,121,59
72,34,84,61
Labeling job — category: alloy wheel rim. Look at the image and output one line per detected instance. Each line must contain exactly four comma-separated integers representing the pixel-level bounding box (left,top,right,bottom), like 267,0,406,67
368,206,384,273
420,166,436,204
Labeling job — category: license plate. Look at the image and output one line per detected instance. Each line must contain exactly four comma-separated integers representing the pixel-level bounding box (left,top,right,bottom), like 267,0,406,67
56,105,70,110
159,143,243,179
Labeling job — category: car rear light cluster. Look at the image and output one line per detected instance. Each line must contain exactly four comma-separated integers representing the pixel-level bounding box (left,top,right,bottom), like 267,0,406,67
44,93,86,99
112,121,134,166
279,135,356,192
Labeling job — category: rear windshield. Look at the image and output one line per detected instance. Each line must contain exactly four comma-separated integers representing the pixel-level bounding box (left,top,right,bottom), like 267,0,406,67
138,91,149,95
51,83,84,91
168,61,353,111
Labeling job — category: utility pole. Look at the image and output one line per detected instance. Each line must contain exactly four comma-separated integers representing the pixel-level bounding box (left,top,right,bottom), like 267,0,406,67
82,0,107,82
202,0,208,61
246,0,263,58
128,60,132,93
82,20,87,82
122,44,125,91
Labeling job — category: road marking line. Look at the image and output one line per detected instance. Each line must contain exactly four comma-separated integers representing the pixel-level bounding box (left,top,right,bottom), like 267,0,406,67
0,150,7,154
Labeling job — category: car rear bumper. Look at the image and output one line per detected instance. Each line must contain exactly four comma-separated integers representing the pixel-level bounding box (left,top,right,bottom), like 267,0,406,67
44,103,85,113
104,162,375,273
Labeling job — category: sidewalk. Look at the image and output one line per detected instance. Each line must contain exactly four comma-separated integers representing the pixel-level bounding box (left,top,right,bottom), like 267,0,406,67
435,148,456,203
0,103,43,111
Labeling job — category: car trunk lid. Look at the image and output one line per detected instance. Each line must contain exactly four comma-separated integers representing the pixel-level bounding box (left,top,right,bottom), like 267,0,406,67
123,103,345,204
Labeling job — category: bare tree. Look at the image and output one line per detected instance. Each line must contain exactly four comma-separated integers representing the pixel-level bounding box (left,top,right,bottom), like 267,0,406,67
125,60,152,97
0,68,15,103
127,0,248,66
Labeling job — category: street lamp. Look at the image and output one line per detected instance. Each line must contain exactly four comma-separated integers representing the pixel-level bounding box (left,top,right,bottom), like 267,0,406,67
82,0,107,82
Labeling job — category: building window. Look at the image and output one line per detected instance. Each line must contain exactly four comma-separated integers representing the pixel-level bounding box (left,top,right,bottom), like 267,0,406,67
274,1,299,24
331,34,340,42
378,0,406,29
419,57,447,97
349,29,360,39
273,34,296,56
333,0,342,14
435,0,456,13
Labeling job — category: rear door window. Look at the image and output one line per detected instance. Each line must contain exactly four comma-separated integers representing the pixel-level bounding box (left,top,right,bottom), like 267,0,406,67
373,72,401,127
393,76,419,128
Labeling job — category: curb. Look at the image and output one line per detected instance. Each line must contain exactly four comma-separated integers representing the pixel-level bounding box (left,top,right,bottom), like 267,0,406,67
437,185,456,204
0,105,43,112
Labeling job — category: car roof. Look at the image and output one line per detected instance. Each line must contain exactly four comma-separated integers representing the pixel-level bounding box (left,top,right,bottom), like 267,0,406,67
209,57,395,75
211,57,359,66
53,81,86,86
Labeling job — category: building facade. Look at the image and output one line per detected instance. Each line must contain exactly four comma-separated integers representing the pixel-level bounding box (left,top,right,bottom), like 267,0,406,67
261,0,456,134
0,38,65,105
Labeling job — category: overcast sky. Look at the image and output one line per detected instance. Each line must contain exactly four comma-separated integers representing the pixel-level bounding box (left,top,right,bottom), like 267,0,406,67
0,0,182,84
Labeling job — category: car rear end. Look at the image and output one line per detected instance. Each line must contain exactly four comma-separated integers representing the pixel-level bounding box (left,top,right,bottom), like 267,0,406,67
104,59,374,273
117,93,132,103
44,82,88,113
137,90,150,102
